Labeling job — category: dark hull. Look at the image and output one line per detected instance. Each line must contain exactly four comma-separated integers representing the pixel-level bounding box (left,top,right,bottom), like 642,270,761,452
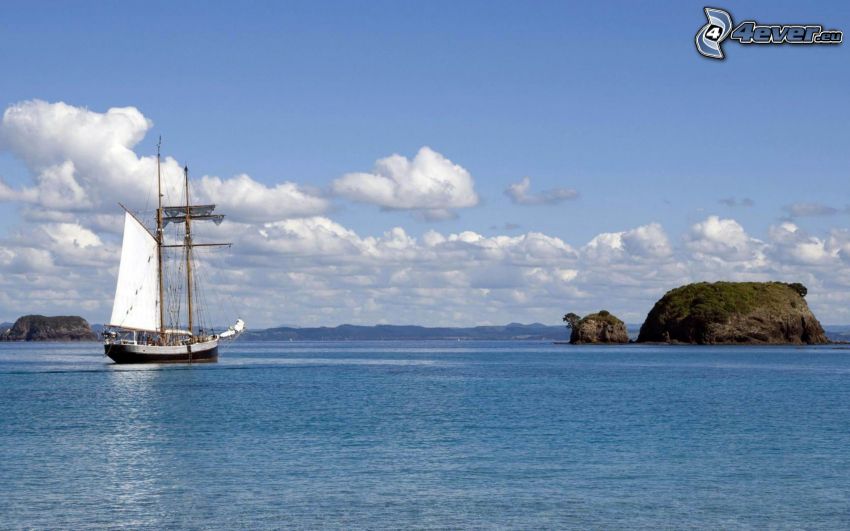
104,341,218,364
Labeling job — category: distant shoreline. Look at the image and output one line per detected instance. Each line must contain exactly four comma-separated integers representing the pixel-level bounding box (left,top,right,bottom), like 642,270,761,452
4,321,850,343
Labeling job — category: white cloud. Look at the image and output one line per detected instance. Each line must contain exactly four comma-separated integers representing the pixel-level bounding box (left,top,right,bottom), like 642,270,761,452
505,176,578,205
829,229,850,263
583,231,624,262
0,100,331,323
240,218,575,267
0,100,328,223
1,100,850,328
768,222,836,265
204,220,583,325
0,100,155,209
0,100,151,169
331,146,478,219
685,215,765,264
0,246,55,274
195,174,328,223
583,222,671,262
1,207,850,327
252,217,365,257
621,223,672,258
42,222,102,249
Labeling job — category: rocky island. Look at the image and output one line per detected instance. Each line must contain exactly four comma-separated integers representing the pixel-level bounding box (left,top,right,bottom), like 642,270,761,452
0,315,97,341
563,310,629,344
637,281,828,345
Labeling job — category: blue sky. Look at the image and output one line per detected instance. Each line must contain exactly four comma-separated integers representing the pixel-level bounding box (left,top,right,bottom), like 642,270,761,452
0,1,848,327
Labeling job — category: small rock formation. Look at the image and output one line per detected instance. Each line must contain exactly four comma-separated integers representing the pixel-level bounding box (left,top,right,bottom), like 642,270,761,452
0,315,97,341
567,310,629,344
637,281,828,345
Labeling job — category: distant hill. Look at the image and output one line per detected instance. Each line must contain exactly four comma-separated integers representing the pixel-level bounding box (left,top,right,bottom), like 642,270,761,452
73,322,850,343
824,325,850,343
244,322,572,341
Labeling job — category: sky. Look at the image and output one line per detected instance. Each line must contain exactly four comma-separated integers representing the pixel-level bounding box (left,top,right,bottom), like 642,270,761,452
0,0,849,328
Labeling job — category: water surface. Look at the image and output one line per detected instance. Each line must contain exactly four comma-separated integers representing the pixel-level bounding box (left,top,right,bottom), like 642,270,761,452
1,341,849,529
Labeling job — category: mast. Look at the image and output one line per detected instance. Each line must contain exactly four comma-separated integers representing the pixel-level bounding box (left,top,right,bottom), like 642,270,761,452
153,162,230,342
156,138,166,341
184,165,194,340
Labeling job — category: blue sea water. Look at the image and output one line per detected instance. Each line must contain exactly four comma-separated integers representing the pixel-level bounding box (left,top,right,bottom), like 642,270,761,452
1,340,850,529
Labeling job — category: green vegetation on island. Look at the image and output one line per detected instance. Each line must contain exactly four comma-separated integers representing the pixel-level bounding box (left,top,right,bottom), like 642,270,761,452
637,281,827,345
563,310,629,344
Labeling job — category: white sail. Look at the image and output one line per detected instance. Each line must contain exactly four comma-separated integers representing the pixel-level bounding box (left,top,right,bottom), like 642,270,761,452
109,212,160,331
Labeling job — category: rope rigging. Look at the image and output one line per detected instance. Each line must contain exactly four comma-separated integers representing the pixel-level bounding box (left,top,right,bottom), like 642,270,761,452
105,140,243,352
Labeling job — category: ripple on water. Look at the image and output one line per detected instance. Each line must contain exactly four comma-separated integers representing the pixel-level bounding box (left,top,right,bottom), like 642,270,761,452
1,340,849,528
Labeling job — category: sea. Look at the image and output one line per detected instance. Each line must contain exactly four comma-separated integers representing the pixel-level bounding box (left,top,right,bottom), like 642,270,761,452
1,340,849,529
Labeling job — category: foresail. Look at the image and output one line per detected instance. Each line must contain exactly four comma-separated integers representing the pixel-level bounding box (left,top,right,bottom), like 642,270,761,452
109,212,160,331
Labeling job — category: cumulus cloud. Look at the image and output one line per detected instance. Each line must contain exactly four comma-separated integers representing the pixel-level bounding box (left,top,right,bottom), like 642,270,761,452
621,223,672,258
0,100,330,322
41,222,102,249
241,218,577,267
767,222,836,265
205,219,583,325
583,231,625,262
0,100,151,169
195,174,328,223
3,201,850,326
0,100,328,222
3,101,850,326
583,222,671,262
685,215,765,264
331,146,478,220
0,246,55,274
505,177,578,206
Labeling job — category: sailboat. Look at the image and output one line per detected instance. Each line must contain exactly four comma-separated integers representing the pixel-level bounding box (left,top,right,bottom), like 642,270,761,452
103,141,244,363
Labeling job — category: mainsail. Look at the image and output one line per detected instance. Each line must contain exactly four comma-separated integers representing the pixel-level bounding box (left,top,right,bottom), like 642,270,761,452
109,212,160,331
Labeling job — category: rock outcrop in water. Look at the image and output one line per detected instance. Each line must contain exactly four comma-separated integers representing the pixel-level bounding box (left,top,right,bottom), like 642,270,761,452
0,315,97,341
637,282,828,345
567,310,629,344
